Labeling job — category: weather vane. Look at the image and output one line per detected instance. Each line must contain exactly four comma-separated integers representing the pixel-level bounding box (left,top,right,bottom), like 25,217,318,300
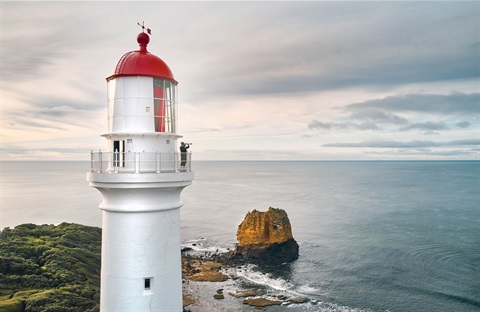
137,21,151,35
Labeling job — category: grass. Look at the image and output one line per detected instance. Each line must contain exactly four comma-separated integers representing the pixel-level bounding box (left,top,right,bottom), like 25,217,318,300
0,296,23,312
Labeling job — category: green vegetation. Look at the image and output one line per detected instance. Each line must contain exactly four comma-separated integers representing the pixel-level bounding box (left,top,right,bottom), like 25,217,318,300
0,223,101,312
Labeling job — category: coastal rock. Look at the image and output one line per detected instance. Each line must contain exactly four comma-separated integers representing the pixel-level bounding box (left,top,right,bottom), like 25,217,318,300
228,289,265,298
289,297,309,304
181,259,229,282
232,207,299,265
182,294,196,307
243,297,282,307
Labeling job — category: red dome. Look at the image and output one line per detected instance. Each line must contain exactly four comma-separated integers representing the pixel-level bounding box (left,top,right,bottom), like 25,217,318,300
106,33,176,83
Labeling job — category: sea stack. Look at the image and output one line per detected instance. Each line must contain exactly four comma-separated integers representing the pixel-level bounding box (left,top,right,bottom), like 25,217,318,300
232,207,299,265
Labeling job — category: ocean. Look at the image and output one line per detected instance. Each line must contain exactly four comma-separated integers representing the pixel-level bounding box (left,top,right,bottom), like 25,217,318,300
1,161,479,311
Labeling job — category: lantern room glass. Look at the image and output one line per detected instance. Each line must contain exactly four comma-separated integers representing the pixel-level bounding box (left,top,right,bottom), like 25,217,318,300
153,78,177,133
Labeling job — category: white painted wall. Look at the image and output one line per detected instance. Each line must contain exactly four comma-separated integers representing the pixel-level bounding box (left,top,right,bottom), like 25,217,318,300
100,208,182,312
105,134,179,154
108,76,154,133
86,175,193,312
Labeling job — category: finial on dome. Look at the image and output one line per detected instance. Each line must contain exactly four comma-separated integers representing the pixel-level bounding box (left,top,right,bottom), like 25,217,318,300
137,21,151,35
137,21,151,52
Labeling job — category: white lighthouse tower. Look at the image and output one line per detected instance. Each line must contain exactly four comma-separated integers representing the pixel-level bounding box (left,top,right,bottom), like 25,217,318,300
87,26,193,311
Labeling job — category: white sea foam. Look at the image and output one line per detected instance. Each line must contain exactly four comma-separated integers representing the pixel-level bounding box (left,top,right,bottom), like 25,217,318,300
232,265,375,312
295,284,321,295
311,302,375,312
235,264,295,292
234,264,324,299
181,240,230,255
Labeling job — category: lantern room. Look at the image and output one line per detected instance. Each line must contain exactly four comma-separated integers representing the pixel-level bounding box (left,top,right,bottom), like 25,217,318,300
106,32,178,134
89,29,191,174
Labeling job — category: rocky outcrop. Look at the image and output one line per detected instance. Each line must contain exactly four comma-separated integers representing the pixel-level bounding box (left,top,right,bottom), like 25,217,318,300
182,258,229,282
243,297,282,307
232,207,299,265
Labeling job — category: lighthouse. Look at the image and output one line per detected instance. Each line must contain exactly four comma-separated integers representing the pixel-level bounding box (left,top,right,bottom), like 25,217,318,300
87,25,194,311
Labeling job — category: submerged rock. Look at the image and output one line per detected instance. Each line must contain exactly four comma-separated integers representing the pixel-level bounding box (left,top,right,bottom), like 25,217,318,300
232,207,299,265
277,294,288,300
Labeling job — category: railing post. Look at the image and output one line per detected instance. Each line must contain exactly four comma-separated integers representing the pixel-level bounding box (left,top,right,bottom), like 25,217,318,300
114,149,119,173
175,152,178,172
135,152,140,173
90,149,94,173
99,149,103,173
156,151,161,173
126,151,131,172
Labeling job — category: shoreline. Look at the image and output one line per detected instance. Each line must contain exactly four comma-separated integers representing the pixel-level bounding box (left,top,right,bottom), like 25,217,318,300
181,250,311,311
0,223,311,312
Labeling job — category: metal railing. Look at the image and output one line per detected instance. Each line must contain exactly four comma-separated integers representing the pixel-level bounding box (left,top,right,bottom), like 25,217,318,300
90,150,192,174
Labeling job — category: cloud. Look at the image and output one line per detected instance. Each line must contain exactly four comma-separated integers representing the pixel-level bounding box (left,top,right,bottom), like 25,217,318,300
1,2,478,161
365,148,479,157
198,148,330,161
399,121,448,131
348,109,409,125
308,119,379,131
188,128,222,133
1,3,101,83
1,144,88,155
0,143,93,161
346,92,479,115
456,121,471,128
308,120,334,130
179,2,480,99
323,139,479,148
309,92,478,135
4,103,102,131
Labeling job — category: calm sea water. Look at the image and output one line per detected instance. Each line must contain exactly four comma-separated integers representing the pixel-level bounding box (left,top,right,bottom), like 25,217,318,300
1,161,479,312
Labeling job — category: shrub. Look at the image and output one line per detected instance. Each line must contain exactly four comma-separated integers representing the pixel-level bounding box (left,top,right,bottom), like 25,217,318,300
0,223,101,310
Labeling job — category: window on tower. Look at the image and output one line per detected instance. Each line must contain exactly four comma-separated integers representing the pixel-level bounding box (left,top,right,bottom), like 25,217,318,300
144,278,151,290
153,79,177,133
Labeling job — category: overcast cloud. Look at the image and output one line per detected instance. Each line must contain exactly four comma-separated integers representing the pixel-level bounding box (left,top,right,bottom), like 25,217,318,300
1,1,478,160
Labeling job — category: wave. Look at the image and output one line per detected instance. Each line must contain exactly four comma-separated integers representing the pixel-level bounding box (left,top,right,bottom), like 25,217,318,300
296,284,322,295
309,302,375,312
381,242,478,284
182,242,378,312
396,283,480,310
235,264,297,292
232,264,375,312
181,239,231,255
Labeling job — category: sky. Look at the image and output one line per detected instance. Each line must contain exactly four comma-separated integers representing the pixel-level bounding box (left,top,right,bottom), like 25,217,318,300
1,1,479,161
